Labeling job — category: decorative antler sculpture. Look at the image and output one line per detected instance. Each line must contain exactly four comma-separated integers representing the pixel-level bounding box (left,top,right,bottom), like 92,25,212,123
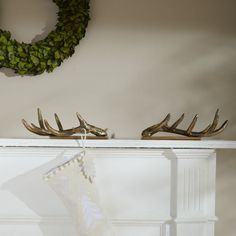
142,109,228,139
22,108,108,138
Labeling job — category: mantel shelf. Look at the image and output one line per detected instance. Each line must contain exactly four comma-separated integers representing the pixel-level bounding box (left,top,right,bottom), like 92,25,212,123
0,138,236,149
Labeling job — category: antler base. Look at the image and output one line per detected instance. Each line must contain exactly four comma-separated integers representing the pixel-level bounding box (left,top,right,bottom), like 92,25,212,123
49,136,108,140
142,136,201,140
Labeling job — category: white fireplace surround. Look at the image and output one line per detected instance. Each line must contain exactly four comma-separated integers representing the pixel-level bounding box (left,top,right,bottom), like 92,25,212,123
0,139,235,236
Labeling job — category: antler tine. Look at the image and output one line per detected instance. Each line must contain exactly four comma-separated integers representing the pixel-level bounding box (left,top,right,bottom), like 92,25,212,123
152,113,171,132
54,113,63,131
76,112,108,136
187,114,198,134
209,120,229,136
141,114,171,137
22,109,51,136
44,119,67,136
76,112,89,129
30,123,53,135
160,113,171,126
201,109,221,136
37,108,45,129
22,119,39,135
170,113,185,129
207,109,219,133
22,119,49,136
201,124,212,134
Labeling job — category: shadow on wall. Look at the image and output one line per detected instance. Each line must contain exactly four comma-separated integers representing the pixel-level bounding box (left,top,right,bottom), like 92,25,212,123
104,34,236,138
91,0,236,34
0,0,58,77
87,0,236,140
216,150,236,236
0,151,77,236
1,0,236,78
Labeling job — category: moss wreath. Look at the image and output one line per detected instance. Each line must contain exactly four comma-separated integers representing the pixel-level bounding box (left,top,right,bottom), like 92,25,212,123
0,0,90,76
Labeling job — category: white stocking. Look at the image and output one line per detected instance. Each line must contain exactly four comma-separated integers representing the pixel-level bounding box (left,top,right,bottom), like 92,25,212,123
44,150,115,236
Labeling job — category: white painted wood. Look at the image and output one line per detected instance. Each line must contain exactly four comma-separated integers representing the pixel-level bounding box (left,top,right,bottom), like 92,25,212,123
0,139,235,236
0,138,236,149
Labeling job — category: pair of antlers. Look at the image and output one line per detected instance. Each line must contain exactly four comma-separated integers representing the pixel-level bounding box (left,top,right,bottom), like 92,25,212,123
22,109,228,138
142,109,228,138
22,108,107,137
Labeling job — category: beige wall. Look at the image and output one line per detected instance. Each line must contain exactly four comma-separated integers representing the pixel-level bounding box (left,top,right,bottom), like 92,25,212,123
0,0,236,234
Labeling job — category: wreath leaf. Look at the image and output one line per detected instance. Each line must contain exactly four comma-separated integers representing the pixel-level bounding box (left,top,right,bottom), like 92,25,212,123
0,0,90,76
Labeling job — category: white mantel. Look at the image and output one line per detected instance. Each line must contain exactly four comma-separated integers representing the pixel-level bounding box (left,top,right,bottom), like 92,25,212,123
0,138,236,149
0,139,235,236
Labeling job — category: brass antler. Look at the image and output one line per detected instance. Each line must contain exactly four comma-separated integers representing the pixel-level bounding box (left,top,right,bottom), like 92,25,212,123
142,109,228,138
22,108,108,138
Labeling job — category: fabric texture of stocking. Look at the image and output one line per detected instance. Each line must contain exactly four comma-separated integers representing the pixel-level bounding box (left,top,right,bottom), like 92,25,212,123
44,149,115,236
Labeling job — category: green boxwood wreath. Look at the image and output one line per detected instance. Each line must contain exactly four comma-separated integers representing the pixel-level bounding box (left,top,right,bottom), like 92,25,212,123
0,0,90,76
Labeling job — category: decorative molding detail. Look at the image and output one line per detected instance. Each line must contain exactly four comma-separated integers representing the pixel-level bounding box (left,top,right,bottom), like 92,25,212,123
171,149,215,159
112,218,171,226
0,148,166,159
0,216,71,225
0,216,171,226
166,146,217,236
174,217,218,223
181,166,206,213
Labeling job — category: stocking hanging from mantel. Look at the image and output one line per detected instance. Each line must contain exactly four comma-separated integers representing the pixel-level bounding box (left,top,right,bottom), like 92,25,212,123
44,147,115,236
